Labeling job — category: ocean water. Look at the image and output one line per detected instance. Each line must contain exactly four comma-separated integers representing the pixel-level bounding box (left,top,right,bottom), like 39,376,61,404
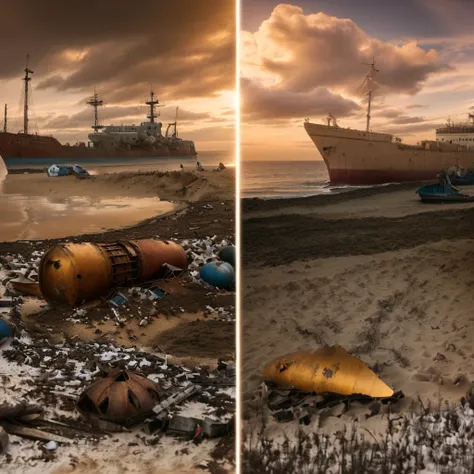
242,160,333,199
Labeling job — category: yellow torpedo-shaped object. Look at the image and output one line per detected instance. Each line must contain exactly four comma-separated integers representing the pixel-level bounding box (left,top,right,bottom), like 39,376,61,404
262,346,393,398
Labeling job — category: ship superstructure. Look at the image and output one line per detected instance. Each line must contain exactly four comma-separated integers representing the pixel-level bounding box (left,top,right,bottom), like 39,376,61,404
304,59,474,184
436,110,474,149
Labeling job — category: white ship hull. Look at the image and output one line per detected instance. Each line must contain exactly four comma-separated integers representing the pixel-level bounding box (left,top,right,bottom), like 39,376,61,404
304,121,474,184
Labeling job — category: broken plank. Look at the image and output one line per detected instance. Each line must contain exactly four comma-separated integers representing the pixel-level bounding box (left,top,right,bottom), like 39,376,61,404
0,422,72,443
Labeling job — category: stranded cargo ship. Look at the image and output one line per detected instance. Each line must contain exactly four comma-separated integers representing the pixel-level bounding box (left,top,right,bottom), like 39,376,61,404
304,59,474,185
0,62,197,170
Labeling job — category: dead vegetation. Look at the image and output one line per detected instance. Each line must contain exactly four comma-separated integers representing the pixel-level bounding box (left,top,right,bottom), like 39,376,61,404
242,395,474,474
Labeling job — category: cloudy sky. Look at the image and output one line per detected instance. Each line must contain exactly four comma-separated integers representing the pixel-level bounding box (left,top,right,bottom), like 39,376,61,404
241,0,474,160
0,0,235,153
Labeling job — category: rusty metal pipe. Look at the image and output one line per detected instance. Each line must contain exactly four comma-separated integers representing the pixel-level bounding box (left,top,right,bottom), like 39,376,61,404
38,239,187,307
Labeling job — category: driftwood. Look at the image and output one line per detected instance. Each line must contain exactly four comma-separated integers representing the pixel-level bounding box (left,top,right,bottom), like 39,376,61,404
0,402,43,420
0,422,72,443
0,427,8,453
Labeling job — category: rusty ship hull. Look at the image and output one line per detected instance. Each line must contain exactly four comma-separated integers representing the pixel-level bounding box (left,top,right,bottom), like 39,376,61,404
0,132,197,169
304,122,474,185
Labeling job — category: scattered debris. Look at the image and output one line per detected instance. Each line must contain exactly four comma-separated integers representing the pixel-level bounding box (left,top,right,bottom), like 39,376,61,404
0,233,235,466
218,246,235,267
0,427,8,453
108,292,129,307
168,415,232,439
0,319,11,339
10,274,42,297
77,368,161,426
200,262,235,289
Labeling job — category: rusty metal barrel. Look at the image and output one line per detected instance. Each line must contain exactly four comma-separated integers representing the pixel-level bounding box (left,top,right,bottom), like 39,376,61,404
38,239,188,307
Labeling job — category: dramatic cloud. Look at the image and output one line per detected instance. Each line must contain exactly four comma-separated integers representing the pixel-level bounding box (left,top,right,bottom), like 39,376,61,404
241,78,360,122
0,0,235,102
242,4,450,95
0,0,235,148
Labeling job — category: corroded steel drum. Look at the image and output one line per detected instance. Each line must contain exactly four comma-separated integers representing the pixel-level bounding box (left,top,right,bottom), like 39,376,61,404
262,346,394,398
128,239,188,281
39,239,187,307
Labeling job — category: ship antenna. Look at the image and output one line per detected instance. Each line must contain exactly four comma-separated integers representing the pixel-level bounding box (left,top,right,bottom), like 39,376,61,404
23,54,34,135
86,87,104,133
146,90,164,123
362,56,379,132
3,104,6,133
175,106,179,138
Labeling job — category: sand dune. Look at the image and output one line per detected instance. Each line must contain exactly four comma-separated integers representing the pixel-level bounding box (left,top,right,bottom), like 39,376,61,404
243,239,474,405
2,168,235,203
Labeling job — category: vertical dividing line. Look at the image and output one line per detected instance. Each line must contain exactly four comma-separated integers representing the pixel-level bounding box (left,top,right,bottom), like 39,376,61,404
235,0,241,471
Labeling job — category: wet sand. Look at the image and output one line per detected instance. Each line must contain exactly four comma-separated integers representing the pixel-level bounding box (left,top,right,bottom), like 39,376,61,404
242,183,474,437
0,169,234,242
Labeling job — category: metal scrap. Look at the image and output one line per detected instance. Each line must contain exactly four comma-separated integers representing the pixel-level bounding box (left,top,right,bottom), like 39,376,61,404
9,275,42,297
77,368,161,426
167,415,232,439
262,345,394,398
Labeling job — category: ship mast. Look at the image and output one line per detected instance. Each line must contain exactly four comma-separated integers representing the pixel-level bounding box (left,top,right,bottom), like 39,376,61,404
146,90,163,123
3,104,6,133
23,54,34,135
469,106,474,124
362,56,379,132
86,88,104,132
175,106,179,137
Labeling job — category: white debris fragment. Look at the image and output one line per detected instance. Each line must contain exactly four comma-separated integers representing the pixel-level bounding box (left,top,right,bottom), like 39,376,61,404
44,441,57,451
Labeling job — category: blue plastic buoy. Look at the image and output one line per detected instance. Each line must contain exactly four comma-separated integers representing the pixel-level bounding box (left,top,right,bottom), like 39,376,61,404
0,320,11,339
218,246,235,267
200,262,235,289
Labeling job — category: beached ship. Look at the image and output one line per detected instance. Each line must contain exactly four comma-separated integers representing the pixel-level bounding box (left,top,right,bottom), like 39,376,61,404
0,61,197,169
304,59,474,185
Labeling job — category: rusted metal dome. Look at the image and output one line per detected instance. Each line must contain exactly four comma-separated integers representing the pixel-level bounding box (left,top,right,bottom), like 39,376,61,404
77,368,161,426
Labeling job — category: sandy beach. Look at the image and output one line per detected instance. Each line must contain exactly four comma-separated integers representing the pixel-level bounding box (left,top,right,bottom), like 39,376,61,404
241,183,474,445
0,167,236,473
0,168,235,241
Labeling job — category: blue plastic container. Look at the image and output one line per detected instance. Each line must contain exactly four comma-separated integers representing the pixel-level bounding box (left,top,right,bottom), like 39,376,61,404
200,262,235,289
218,246,235,267
0,320,11,339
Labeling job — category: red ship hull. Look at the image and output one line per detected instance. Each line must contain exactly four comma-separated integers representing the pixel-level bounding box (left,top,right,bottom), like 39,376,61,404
328,168,442,185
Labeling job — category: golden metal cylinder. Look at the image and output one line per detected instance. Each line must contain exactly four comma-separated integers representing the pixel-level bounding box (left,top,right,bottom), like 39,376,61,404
262,346,394,398
39,239,188,307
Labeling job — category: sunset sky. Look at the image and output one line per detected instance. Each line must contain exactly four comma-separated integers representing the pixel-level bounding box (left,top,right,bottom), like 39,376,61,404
241,0,474,160
0,0,235,154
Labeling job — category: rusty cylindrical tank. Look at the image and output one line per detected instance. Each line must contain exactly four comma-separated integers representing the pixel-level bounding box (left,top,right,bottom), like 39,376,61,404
39,239,188,307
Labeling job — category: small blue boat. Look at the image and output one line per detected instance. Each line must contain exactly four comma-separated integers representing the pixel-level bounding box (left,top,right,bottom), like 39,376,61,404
417,173,474,203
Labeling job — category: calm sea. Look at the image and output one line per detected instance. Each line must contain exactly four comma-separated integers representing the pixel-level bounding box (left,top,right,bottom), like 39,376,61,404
241,160,335,199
